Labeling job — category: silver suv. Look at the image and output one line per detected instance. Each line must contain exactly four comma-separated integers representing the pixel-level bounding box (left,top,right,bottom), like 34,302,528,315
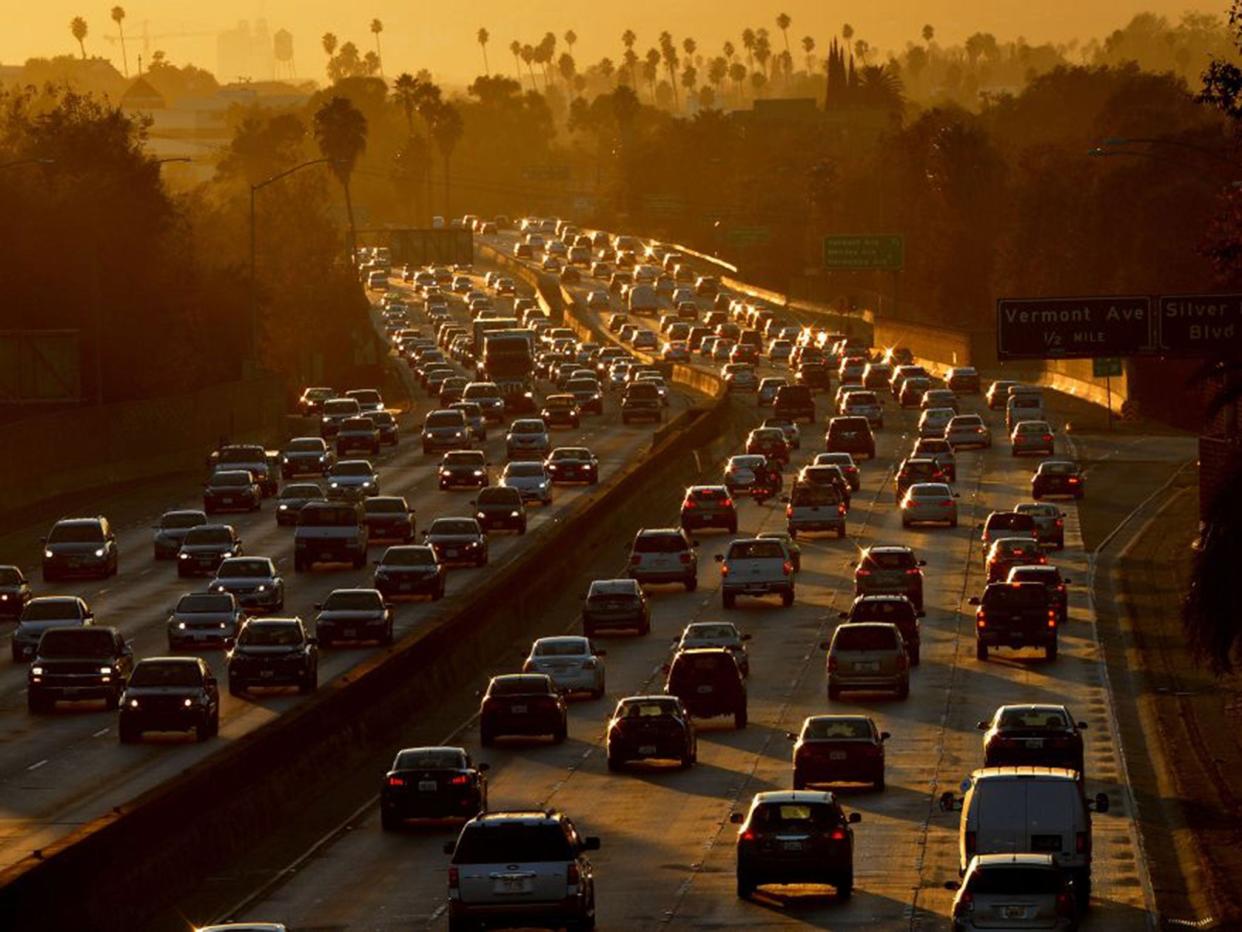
445,810,600,931
628,528,698,591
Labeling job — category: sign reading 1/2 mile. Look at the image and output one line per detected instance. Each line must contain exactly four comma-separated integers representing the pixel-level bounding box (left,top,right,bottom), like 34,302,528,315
823,235,904,271
996,295,1156,360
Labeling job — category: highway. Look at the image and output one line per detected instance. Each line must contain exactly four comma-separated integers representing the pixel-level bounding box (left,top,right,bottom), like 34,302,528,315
224,234,1158,929
0,261,695,872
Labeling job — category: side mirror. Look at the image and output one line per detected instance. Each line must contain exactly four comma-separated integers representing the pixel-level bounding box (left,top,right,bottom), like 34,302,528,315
939,791,960,812
879,732,891,742
741,633,752,641
975,523,984,530
1063,578,1073,585
442,841,455,855
595,649,607,657
944,880,960,892
976,721,989,730
953,493,960,498
1077,721,1088,729
1093,793,1109,814
785,731,797,741
967,596,981,606
692,540,700,548
848,812,861,824
477,762,490,772
818,640,831,651
1060,512,1068,518
917,610,926,618
583,836,601,851
918,559,927,567
729,812,744,824
313,603,323,611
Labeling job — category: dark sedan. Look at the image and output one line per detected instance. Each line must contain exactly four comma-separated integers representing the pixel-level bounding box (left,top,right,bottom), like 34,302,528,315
381,745,488,829
791,714,889,790
373,545,445,600
979,703,1087,776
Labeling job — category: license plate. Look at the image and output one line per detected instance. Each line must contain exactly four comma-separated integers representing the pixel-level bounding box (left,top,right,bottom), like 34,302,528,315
494,877,532,895
344,628,356,638
398,582,411,591
639,745,657,755
829,751,847,760
418,780,438,792
696,684,713,694
260,669,274,678
446,548,459,558
1025,738,1045,749
320,553,332,561
782,841,803,851
853,661,879,672
511,704,527,714
1003,906,1027,919
221,497,234,505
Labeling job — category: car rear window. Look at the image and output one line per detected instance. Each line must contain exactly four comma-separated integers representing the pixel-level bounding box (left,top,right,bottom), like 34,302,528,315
969,867,1063,895
866,551,914,569
184,526,233,545
395,749,467,770
298,505,359,527
999,708,1069,729
803,718,871,740
834,626,898,651
728,541,786,560
633,533,687,553
791,484,841,506
985,513,1036,532
365,499,407,515
490,675,552,696
983,585,1048,609
852,600,915,622
752,804,839,829
453,823,574,864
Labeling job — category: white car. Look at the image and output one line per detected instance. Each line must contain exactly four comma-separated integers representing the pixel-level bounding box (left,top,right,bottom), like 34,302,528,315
675,621,751,675
768,339,793,363
918,407,955,439
841,390,883,427
586,290,611,310
505,419,551,458
522,635,605,698
722,364,758,392
945,413,992,449
724,454,768,493
900,482,958,528
921,388,959,413
501,461,553,505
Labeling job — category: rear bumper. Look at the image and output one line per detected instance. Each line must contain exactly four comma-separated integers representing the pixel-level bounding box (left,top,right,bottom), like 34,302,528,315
449,896,590,924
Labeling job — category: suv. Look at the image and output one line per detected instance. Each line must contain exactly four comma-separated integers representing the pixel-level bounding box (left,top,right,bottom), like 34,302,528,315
947,854,1079,931
839,594,923,665
628,528,698,591
118,657,220,743
440,450,490,489
478,673,568,744
444,810,599,931
665,647,747,728
280,436,334,478
314,587,392,647
970,581,1058,661
336,416,381,456
27,626,133,712
825,417,876,460
785,480,847,539
474,486,527,534
824,621,911,699
979,703,1087,775
732,791,861,899
854,545,925,611
894,456,946,500
362,496,416,543
1015,502,1066,549
209,443,277,495
582,578,650,636
152,509,208,559
13,596,93,662
773,384,815,423
294,501,368,571
717,538,796,608
423,409,472,454
680,485,738,533
42,517,118,581
226,617,319,695
620,382,663,424
177,524,243,577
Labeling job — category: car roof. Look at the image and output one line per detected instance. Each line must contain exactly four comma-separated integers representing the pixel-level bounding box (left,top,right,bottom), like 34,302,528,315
751,790,837,805
804,714,873,726
588,578,641,593
994,703,1071,717
470,809,564,826
853,594,914,604
970,766,1081,781
971,853,1058,868
865,545,914,554
533,636,589,649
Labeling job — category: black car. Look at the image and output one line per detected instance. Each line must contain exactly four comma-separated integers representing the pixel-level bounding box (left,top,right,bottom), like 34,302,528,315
732,791,861,898
1007,564,1071,626
363,496,416,543
314,587,393,647
176,524,242,577
565,379,604,415
276,482,326,527
825,416,876,460
582,578,650,637
979,703,1087,775
1032,459,1085,499
373,410,400,445
226,617,318,695
479,674,568,745
118,657,219,743
27,626,133,712
545,447,599,485
606,695,696,770
337,416,381,456
665,648,747,728
970,581,1057,661
439,450,490,489
280,436,334,478
203,470,262,515
680,485,739,533
424,518,489,566
790,715,889,790
773,384,815,423
620,383,662,424
42,516,118,582
795,362,832,392
474,486,527,534
894,456,947,502
381,745,489,829
151,509,208,560
839,594,924,665
373,545,446,600
0,565,31,620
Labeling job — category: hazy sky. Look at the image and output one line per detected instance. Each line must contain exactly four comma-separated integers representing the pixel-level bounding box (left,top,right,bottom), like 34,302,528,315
8,1,1228,85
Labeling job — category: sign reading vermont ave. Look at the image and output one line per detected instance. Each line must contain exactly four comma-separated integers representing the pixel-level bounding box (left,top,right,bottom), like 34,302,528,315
996,296,1156,360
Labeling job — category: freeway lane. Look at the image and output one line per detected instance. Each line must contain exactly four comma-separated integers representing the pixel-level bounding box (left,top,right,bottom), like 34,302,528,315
0,266,694,872
231,332,1153,928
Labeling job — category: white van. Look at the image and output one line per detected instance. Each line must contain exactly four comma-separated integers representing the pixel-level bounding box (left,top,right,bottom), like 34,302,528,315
628,284,659,313
940,766,1108,905
1006,393,1046,432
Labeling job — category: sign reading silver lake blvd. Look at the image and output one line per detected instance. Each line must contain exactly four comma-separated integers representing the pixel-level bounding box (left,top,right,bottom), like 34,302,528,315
1158,293,1242,356
996,296,1156,360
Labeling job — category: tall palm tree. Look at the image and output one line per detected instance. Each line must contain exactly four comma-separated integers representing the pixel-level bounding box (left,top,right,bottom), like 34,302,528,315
477,28,491,75
842,23,855,42
723,40,736,61
70,17,88,60
643,48,661,102
622,29,637,53
564,29,577,56
622,30,638,84
741,28,756,69
922,24,935,44
509,39,521,78
430,102,464,215
520,44,537,91
708,56,727,93
728,61,747,102
776,13,792,55
558,52,577,89
391,72,419,131
622,49,639,87
313,96,368,259
801,35,815,72
370,19,384,76
111,6,128,77
854,39,870,64
683,37,697,59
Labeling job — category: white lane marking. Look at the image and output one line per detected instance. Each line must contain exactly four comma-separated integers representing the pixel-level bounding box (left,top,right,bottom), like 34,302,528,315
92,727,109,738
27,759,47,771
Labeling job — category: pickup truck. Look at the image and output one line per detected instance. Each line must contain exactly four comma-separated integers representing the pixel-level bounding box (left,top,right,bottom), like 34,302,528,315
715,538,796,608
209,444,277,496
969,581,1057,661
27,625,133,712
294,501,369,571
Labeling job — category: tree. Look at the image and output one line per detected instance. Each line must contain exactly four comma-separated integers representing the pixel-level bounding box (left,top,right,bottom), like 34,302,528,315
111,6,128,77
429,102,463,215
750,71,768,96
922,24,935,45
312,96,367,259
622,29,637,52
370,19,384,76
509,39,521,78
477,28,490,75
70,17,88,60
854,39,871,65
776,13,792,56
858,64,905,114
801,35,815,71
681,64,698,98
558,52,577,89
708,56,728,92
391,72,420,131
323,32,338,58
565,29,577,55
642,51,660,102
683,37,697,59
842,24,855,42
742,28,756,69
728,61,747,100
521,44,537,91
723,40,736,61
906,45,929,82
622,49,639,87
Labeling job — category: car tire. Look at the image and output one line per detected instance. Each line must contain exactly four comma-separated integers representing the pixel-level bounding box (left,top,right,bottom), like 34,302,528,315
949,519,958,528
896,679,910,700
976,642,989,661
781,588,795,607
723,591,736,609
736,870,756,899
1046,641,1058,661
734,707,747,729
554,722,568,743
875,772,886,791
837,872,854,898
909,643,921,666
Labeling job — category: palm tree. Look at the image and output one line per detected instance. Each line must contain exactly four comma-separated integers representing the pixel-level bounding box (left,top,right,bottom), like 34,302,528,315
708,56,727,93
854,39,870,65
728,61,747,101
430,102,464,215
643,48,661,102
509,39,521,77
520,44,537,91
858,63,905,112
477,28,490,74
683,37,697,59
564,29,577,56
313,96,368,260
801,35,815,72
323,32,338,58
370,19,384,76
842,23,855,42
391,72,419,131
776,13,792,56
70,17,88,60
558,52,577,89
922,24,935,44
622,29,636,53
622,49,639,87
111,6,128,77
723,40,736,61
741,28,756,69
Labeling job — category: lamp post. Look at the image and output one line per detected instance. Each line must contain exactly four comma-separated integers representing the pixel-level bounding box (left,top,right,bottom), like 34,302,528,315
249,158,334,365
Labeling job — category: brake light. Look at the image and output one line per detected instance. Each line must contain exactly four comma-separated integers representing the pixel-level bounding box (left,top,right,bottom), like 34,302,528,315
838,504,847,515
679,552,692,564
567,862,581,885
906,568,921,575
1048,612,1058,628
448,866,459,888
953,890,974,917
976,611,987,628
830,828,846,841
683,499,697,509
723,498,733,507
896,653,908,671
856,568,871,577
387,775,406,787
1056,518,1064,526
1076,831,1089,855
1043,434,1053,441
720,564,730,576
449,774,470,785
785,505,793,518
1068,476,1080,483
1056,891,1074,916
739,829,756,842
783,561,793,575
828,656,838,673
965,830,977,856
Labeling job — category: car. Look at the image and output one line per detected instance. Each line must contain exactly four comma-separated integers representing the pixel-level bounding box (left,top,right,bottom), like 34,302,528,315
362,496,415,543
1008,563,1072,625
473,486,527,535
716,537,796,608
372,409,400,447
680,485,738,533
166,591,243,650
985,536,1046,583
314,587,393,647
118,657,219,743
279,437,334,480
746,426,790,464
979,703,1087,775
176,523,243,577
381,746,488,829
501,461,553,505
783,477,846,538
921,388,959,413
151,509,208,560
373,544,446,600
628,527,698,591
986,380,1020,409
439,449,490,490
586,289,610,309
732,791,861,899
773,384,815,423
1033,459,1085,499
582,578,650,637
796,361,833,392
275,482,325,526
1007,392,1047,431
790,714,889,790
319,397,362,439
945,366,980,393
839,594,923,665
13,596,93,662
980,510,1040,555
449,402,488,443
825,416,876,460
209,443,277,495
424,517,489,566
203,469,262,515
541,394,582,429
945,414,992,449
841,389,883,427
523,636,606,699
862,361,893,388
895,456,947,501
812,452,860,491
762,416,802,450
479,673,568,744
970,580,1058,660
565,378,605,416
722,363,759,392
0,565,32,620
505,419,552,459
823,621,910,699
607,695,696,769
919,406,956,439
1011,420,1056,456
1015,502,1066,549
544,446,599,485
297,386,335,416
326,459,380,500
723,454,769,495
674,621,751,676
293,501,368,571
210,556,285,613
619,381,664,424
912,437,958,482
27,625,133,712
665,647,747,728
42,516,118,581
336,416,381,456
854,545,925,611
901,482,959,528
443,810,598,930
226,616,318,695
422,409,472,454
946,853,1080,931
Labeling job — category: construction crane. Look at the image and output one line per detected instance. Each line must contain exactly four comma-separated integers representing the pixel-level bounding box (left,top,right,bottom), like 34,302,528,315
102,21,215,56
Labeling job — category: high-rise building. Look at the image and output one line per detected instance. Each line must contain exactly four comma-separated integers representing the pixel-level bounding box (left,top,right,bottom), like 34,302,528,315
217,19,275,83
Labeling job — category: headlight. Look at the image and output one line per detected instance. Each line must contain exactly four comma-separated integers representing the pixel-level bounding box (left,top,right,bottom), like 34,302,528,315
363,480,374,487
179,553,190,560
473,470,484,477
93,548,105,557
319,455,327,462
215,584,227,592
183,698,194,708
99,666,113,675
476,512,487,519
322,416,330,422
330,481,340,488
129,698,139,708
43,549,53,559
510,510,521,517
440,469,451,477
257,584,267,592
221,551,233,558
30,666,43,676
176,622,187,630
278,504,288,511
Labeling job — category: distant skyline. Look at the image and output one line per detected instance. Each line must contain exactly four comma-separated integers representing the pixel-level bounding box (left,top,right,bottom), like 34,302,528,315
8,1,1229,86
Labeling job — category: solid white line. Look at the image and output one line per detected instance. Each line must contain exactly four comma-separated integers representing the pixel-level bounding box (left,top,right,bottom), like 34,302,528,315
27,759,47,772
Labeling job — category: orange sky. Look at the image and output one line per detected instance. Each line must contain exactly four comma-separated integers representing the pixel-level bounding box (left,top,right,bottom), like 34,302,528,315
8,1,1227,85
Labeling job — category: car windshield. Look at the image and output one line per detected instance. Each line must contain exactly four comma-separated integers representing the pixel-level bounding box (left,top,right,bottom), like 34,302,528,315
970,867,1063,895
184,527,233,545
383,547,436,567
431,519,478,535
453,823,575,864
299,506,358,527
445,452,484,465
129,662,203,687
333,463,372,477
38,629,114,657
999,708,1069,729
323,400,359,415
507,464,544,478
0,567,23,585
48,523,103,544
365,499,406,515
633,533,686,553
177,593,233,613
534,639,589,657
550,449,590,461
395,749,467,770
22,600,80,621
489,675,551,696
729,541,786,560
161,512,204,530
512,422,545,434
323,590,383,611
239,623,303,646
752,804,839,830
478,488,521,505
219,560,270,578
834,626,898,651
803,718,871,740
342,418,374,431
211,472,251,488
427,413,463,428
282,485,321,499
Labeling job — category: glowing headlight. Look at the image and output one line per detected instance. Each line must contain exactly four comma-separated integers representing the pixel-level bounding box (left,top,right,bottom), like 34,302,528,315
92,548,105,557
257,584,267,592
330,482,340,488
31,666,43,676
473,470,484,477
510,510,521,517
177,622,187,630
43,549,53,559
278,504,288,511
99,666,113,675
129,698,139,708
363,480,374,487
183,698,194,708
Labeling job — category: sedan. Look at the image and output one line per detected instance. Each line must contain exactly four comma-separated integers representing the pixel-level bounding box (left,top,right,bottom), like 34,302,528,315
1015,502,1066,549
381,746,488,829
13,596,93,662
501,461,553,505
275,483,325,526
790,714,890,790
900,483,959,528
439,450,489,490
945,414,991,449
1010,421,1055,456
812,452,860,491
546,447,599,484
166,591,243,650
1032,459,1084,499
176,524,242,577
423,518,489,567
606,695,696,770
0,565,32,620
226,617,317,695
203,470,262,515
327,460,380,499
918,407,956,439
210,557,285,613
722,363,758,392
314,587,393,646
505,419,552,459
522,636,606,699
978,703,1087,775
151,509,208,560
373,545,446,600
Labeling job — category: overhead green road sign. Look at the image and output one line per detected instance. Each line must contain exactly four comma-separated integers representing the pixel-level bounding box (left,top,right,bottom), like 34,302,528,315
823,234,904,271
1092,357,1122,378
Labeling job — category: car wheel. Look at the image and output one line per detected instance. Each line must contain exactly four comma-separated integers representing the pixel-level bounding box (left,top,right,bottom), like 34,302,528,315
875,772,886,791
1046,641,1058,661
554,721,568,743
195,719,212,742
976,642,989,661
736,870,756,899
734,707,747,729
781,588,795,607
723,591,736,609
909,643,921,667
685,575,697,592
837,871,854,898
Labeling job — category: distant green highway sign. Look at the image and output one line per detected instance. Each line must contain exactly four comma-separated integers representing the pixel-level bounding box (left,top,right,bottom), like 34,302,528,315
1092,357,1122,378
823,234,904,271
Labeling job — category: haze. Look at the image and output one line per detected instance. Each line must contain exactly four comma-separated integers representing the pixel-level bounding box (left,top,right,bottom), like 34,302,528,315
8,0,1226,84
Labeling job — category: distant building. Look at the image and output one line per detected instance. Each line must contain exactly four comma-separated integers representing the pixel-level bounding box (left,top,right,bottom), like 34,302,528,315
120,76,166,111
217,20,274,84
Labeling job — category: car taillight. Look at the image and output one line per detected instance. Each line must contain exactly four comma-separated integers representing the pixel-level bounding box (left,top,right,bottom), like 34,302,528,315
855,568,871,577
828,656,838,673
1048,611,1058,628
1076,831,1089,855
785,505,793,517
723,498,733,507
1043,434,1053,441
448,866,459,888
682,499,697,510
953,891,974,917
720,563,730,576
1068,476,1080,483
783,561,793,575
449,774,470,785
965,831,977,856
940,500,954,507
567,862,581,885
976,611,987,628
838,504,847,515
1056,891,1074,916
830,828,846,841
679,552,692,564
739,829,756,842
896,653,908,671
906,568,921,575
1056,518,1064,526
387,775,406,787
